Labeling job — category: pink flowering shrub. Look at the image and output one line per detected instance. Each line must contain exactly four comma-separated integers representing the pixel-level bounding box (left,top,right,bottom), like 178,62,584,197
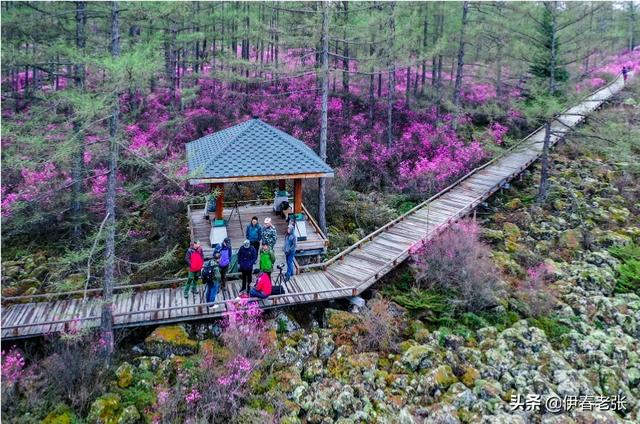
489,122,509,145
155,299,274,422
411,219,504,313
516,262,557,317
184,388,202,405
1,347,25,385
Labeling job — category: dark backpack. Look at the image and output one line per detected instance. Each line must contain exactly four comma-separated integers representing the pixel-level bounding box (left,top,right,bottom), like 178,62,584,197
272,285,285,295
201,262,215,284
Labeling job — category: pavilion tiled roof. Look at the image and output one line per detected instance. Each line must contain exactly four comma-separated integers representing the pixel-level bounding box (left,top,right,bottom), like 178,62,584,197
186,118,334,184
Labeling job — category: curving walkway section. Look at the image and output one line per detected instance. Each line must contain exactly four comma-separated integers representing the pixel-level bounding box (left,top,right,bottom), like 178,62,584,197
0,74,630,340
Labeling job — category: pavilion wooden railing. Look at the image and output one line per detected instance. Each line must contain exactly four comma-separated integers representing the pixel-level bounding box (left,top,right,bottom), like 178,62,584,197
301,203,328,245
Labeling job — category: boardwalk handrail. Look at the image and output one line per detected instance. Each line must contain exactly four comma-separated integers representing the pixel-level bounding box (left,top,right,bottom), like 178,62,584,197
1,285,357,332
349,190,491,292
302,203,328,243
299,73,623,272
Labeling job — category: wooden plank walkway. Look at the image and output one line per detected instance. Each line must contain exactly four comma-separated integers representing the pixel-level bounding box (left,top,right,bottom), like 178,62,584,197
0,74,629,340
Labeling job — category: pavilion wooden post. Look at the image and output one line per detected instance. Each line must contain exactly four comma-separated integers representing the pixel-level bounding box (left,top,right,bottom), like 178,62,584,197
293,178,302,214
212,183,224,220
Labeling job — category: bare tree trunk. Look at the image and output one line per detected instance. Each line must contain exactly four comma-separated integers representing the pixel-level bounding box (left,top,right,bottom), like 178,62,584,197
102,0,121,359
548,1,557,95
421,4,428,95
537,121,552,203
342,1,349,93
369,34,375,127
405,67,410,105
452,1,469,107
70,0,86,242
629,2,636,52
496,41,504,100
386,2,396,147
318,1,329,236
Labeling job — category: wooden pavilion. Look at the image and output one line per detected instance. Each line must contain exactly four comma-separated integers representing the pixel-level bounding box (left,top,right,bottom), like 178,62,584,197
185,118,334,267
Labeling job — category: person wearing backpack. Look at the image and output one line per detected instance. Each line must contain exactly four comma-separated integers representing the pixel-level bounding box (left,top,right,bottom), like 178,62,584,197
218,237,232,287
245,216,263,254
184,240,205,299
250,270,272,299
258,240,276,281
237,239,257,293
201,252,222,308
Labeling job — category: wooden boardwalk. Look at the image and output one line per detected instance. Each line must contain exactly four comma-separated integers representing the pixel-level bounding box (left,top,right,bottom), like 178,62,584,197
0,74,629,340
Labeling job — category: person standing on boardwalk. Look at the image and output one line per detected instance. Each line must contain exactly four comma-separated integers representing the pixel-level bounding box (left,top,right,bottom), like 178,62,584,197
202,252,222,308
218,237,232,288
622,66,628,82
259,240,276,281
245,216,263,254
284,225,297,280
184,241,204,299
262,217,277,250
238,239,257,293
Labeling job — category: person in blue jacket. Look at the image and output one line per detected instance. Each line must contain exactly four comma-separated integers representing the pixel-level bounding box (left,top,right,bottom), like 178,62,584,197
245,216,263,254
237,239,257,293
284,224,297,280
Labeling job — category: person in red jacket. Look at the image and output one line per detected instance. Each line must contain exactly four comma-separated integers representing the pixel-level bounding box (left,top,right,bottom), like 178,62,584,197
249,270,272,299
184,240,204,299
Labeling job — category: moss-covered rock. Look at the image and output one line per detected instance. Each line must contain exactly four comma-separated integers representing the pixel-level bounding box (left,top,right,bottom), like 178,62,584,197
324,308,361,331
116,405,140,424
558,229,580,252
491,251,522,275
401,344,439,372
144,324,198,357
503,222,521,241
42,404,78,424
505,198,522,210
609,206,631,224
133,356,161,372
482,228,505,243
88,393,121,424
115,362,134,389
460,366,480,388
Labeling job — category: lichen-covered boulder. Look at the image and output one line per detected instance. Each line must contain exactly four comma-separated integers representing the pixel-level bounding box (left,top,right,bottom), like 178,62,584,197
134,356,161,372
303,358,325,382
317,330,336,359
460,365,480,388
88,393,121,424
42,404,77,424
558,228,580,253
117,405,140,424
144,324,198,357
401,344,440,372
325,308,361,331
115,362,134,389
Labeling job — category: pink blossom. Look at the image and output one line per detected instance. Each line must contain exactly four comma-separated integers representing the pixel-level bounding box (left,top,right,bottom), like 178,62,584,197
1,347,25,384
185,388,202,405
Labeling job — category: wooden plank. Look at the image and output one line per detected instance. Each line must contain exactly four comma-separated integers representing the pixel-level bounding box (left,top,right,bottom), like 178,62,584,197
30,302,52,336
1,304,23,328
41,299,66,335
